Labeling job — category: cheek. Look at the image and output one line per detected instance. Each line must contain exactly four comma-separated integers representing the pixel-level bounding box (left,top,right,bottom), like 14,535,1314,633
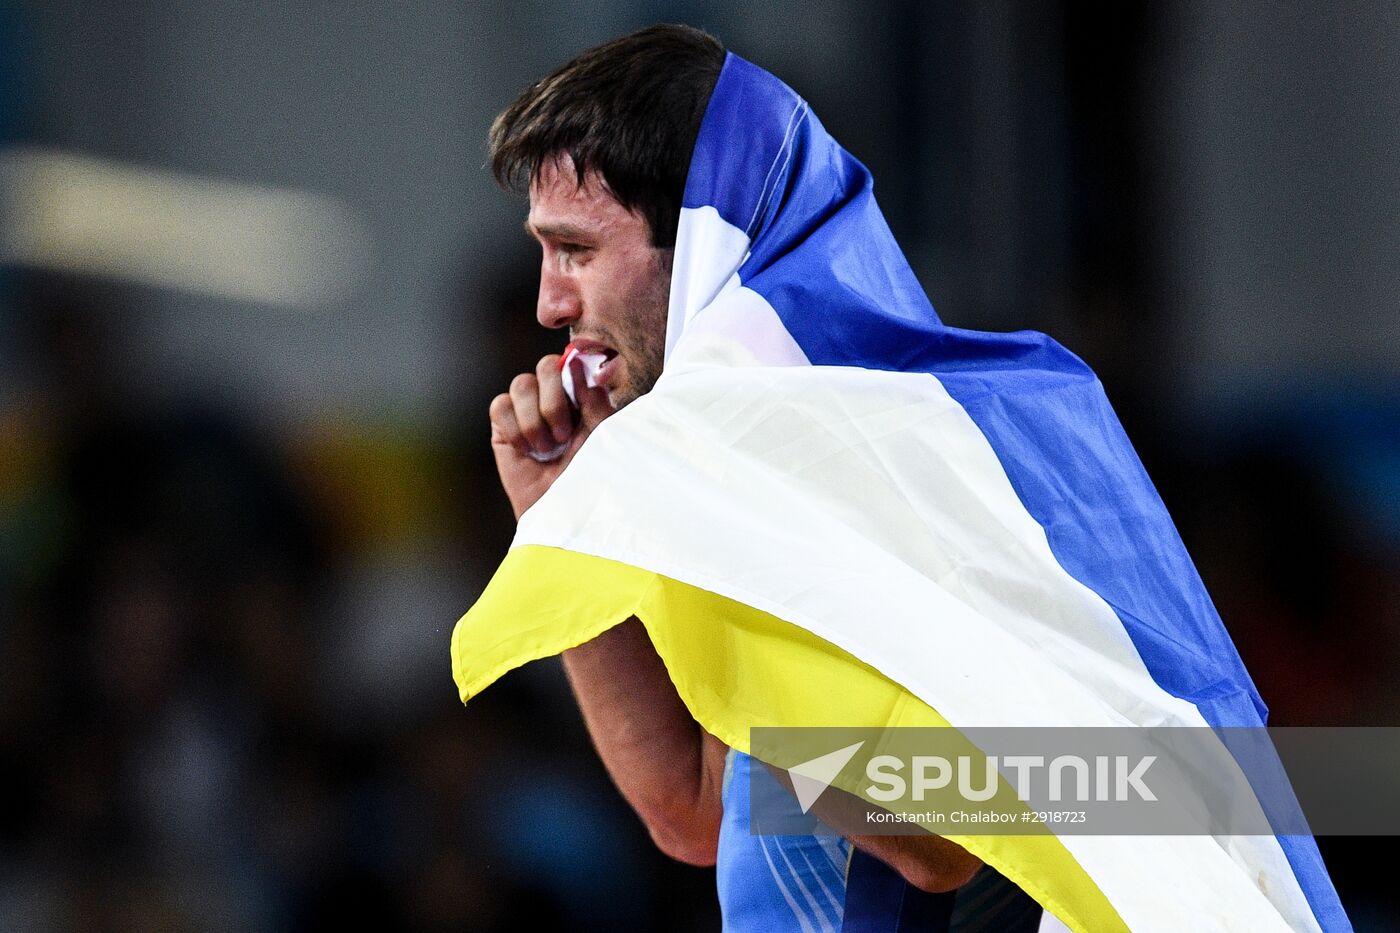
581,248,670,350
591,263,644,316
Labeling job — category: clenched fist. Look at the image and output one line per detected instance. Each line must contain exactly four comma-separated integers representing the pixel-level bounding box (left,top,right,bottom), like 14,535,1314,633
489,353,615,520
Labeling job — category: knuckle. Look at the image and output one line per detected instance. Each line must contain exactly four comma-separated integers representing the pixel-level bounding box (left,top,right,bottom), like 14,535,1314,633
544,404,570,428
516,407,544,436
488,393,512,418
509,372,537,395
537,354,562,377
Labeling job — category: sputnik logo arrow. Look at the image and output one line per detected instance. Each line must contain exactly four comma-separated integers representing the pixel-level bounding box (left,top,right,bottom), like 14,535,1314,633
787,741,865,814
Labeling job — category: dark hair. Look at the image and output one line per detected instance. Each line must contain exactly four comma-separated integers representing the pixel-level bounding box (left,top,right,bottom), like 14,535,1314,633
489,24,725,248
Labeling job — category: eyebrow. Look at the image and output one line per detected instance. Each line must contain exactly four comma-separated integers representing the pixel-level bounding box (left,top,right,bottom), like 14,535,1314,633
524,219,594,241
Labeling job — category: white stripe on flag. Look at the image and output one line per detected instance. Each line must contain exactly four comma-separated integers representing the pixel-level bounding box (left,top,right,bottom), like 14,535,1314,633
518,333,1315,932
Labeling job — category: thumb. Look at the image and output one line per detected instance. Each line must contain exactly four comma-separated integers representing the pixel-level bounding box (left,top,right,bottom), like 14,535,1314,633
570,356,615,429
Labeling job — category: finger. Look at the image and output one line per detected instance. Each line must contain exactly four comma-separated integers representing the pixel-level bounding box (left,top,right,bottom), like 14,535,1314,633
535,353,573,444
508,372,555,454
571,356,616,429
489,392,524,449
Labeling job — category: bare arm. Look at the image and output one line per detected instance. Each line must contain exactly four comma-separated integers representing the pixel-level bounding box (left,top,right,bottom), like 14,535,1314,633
847,832,982,893
561,618,729,864
490,354,727,865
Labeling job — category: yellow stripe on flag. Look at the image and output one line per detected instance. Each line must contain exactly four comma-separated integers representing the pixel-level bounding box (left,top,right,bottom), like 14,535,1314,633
452,543,1125,932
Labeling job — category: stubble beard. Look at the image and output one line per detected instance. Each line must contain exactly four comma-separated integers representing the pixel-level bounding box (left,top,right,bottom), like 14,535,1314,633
611,312,664,409
607,250,671,410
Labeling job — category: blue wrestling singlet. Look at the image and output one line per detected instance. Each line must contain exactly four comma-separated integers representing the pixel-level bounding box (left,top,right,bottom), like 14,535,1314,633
716,749,1044,932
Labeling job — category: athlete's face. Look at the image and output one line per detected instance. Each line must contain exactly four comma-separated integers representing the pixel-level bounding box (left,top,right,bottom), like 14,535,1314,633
527,154,671,409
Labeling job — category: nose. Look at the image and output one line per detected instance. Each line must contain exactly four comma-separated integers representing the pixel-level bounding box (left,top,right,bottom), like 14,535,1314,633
536,260,582,329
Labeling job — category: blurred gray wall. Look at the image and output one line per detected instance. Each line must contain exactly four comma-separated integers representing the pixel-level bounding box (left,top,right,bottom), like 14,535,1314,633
13,1,1399,429
1154,1,1399,414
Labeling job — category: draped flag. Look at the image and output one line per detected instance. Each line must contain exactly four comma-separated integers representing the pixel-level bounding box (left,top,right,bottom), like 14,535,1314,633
452,52,1349,932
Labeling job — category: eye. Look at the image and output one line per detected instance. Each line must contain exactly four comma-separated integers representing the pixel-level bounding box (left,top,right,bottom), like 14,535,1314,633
552,242,594,270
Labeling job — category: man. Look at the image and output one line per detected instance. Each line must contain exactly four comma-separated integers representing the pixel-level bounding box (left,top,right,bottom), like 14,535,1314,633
462,22,1347,933
481,24,1046,932
487,23,1052,930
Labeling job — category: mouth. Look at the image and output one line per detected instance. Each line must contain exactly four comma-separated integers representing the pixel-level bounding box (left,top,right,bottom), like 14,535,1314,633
568,338,620,385
596,348,620,385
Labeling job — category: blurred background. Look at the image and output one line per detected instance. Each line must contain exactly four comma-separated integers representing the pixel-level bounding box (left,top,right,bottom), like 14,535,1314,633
0,1,1396,930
